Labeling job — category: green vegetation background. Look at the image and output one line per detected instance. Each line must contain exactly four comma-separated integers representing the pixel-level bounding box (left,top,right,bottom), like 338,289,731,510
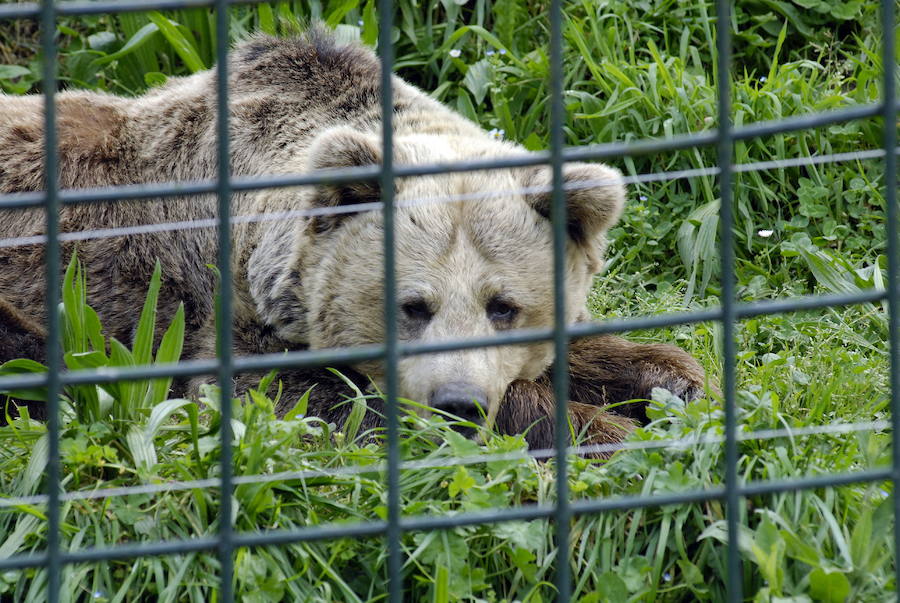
0,0,897,600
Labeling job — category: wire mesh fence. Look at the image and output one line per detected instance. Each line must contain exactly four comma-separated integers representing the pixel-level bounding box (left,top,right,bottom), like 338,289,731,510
0,0,896,601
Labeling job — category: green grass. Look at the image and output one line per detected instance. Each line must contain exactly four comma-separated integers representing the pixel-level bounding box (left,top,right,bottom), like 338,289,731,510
0,0,897,600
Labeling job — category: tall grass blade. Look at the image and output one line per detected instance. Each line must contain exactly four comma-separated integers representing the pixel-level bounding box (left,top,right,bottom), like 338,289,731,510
147,12,207,72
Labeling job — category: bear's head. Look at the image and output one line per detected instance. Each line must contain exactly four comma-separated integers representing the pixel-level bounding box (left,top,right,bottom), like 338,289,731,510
249,125,625,430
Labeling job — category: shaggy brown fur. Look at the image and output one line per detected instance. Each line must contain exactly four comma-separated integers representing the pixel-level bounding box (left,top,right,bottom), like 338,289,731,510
0,30,711,451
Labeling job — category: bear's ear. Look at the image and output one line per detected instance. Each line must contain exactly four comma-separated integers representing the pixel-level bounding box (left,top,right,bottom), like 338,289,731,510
307,126,383,233
524,162,626,248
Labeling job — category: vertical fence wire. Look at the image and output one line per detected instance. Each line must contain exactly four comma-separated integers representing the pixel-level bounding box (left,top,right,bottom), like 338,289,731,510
883,0,900,592
377,1,403,600
547,0,571,600
213,1,235,599
39,0,62,601
714,0,742,600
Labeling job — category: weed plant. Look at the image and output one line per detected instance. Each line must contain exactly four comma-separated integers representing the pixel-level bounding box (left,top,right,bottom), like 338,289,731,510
0,0,896,600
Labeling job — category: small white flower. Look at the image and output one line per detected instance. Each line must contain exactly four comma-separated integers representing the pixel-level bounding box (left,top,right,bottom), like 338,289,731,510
760,76,767,82
758,229,774,238
639,195,648,202
498,48,507,55
358,19,364,26
704,116,714,125
488,128,505,140
486,49,495,56
449,49,462,58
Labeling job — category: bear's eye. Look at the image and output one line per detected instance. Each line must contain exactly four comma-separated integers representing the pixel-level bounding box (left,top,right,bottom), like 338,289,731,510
401,299,433,322
486,297,519,324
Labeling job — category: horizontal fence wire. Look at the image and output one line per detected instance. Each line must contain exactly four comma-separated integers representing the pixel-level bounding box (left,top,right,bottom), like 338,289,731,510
0,0,895,598
1,146,895,249
0,285,889,393
0,466,893,572
0,418,892,510
2,102,899,212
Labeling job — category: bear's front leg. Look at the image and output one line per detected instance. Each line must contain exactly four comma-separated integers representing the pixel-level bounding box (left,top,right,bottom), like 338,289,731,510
495,379,636,458
494,335,710,457
554,334,710,424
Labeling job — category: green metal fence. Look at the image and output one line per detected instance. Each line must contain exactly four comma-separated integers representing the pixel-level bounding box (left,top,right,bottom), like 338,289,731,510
0,0,895,601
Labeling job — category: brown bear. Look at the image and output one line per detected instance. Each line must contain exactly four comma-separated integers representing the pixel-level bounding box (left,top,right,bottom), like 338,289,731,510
0,30,708,453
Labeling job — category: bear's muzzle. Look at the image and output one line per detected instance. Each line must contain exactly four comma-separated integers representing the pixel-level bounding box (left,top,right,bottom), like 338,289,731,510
429,381,487,436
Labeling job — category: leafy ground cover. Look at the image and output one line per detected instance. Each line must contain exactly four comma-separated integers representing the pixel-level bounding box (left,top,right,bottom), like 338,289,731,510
0,0,897,600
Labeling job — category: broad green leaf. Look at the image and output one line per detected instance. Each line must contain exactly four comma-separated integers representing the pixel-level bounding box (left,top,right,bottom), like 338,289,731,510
767,22,788,84
447,465,476,497
109,338,138,417
87,31,117,52
126,425,156,470
258,3,276,36
0,358,48,374
677,199,720,303
443,429,481,458
133,260,162,366
0,65,30,80
595,571,628,602
144,398,195,439
492,522,543,552
798,248,860,295
0,358,49,401
0,515,40,559
325,0,358,27
64,351,107,371
455,88,478,121
84,306,106,357
146,12,206,73
361,0,378,47
144,72,167,87
462,59,494,105
256,369,278,396
808,568,850,603
850,505,873,569
522,132,543,151
433,564,449,603
148,303,184,405
283,385,314,420
20,434,48,495
93,22,160,66
109,338,135,367
154,302,184,365
781,528,821,567
61,254,86,354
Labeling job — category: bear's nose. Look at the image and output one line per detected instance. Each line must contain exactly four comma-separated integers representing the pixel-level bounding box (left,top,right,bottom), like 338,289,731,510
430,382,487,435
